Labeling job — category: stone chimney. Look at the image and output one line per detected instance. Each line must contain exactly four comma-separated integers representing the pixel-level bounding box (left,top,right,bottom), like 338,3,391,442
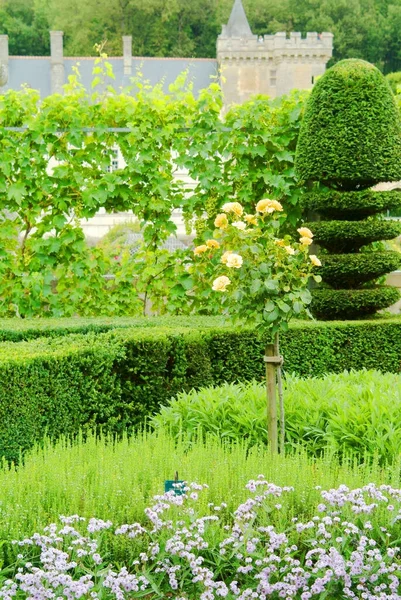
122,35,132,76
50,31,65,94
0,35,9,88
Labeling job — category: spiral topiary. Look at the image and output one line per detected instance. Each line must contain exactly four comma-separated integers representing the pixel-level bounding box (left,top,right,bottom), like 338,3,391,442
295,59,401,320
296,59,401,190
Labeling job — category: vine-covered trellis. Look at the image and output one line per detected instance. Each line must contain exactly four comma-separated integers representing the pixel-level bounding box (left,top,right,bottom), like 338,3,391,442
0,60,306,317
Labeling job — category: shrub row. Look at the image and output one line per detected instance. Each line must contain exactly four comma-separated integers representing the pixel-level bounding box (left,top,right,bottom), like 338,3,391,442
0,316,229,342
2,317,401,461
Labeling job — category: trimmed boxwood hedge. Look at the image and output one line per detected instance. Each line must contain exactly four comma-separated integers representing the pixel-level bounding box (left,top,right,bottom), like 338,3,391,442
310,287,400,319
295,59,401,189
319,251,401,288
0,316,230,342
307,220,401,253
1,318,401,462
305,190,401,220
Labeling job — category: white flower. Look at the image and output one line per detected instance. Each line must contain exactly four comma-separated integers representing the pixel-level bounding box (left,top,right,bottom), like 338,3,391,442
231,221,247,231
309,254,322,267
212,276,231,292
225,253,243,268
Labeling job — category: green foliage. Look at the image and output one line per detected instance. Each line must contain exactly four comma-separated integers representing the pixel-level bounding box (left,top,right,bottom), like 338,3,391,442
0,71,305,318
311,287,400,320
295,60,401,189
297,60,401,319
319,251,401,288
386,71,401,94
2,316,401,461
306,219,401,253
176,91,307,238
305,189,401,219
153,370,401,463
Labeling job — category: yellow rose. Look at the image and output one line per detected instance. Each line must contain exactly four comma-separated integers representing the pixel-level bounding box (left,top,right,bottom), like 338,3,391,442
232,221,247,230
214,214,228,229
221,250,233,265
300,237,313,246
193,244,208,255
206,239,220,249
222,202,243,217
297,227,314,239
212,275,231,292
256,198,283,214
284,245,295,255
309,254,322,267
244,214,258,225
275,239,285,247
225,253,243,268
270,200,284,212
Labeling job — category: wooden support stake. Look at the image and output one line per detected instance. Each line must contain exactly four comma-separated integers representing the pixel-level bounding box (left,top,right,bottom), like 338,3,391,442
275,334,285,455
265,341,278,454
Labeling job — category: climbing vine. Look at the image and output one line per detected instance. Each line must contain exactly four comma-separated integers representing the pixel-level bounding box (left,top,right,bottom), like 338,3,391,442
0,61,307,317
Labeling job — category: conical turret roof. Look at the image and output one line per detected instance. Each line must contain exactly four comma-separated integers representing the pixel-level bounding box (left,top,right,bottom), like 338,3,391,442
226,0,253,37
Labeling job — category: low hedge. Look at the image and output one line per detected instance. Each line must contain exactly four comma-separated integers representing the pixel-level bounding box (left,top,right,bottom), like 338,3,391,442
311,287,400,319
0,316,229,342
305,190,401,219
319,251,401,288
307,220,401,253
2,318,401,462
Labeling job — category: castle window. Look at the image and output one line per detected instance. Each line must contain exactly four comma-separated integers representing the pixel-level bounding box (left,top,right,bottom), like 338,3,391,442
106,148,119,172
270,70,277,86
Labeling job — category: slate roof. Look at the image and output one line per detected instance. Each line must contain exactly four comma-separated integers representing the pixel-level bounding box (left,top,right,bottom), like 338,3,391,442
6,56,218,98
225,0,253,37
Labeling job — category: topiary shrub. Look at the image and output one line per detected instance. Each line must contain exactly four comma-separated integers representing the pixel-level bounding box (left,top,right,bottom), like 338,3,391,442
305,220,401,253
296,59,401,190
310,288,400,320
318,252,401,288
295,59,401,320
305,190,401,220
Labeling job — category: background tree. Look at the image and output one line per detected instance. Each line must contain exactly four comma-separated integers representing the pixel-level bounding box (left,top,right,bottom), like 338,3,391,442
0,0,400,74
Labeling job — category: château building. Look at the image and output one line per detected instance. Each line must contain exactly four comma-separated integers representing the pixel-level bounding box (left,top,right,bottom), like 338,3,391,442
0,0,333,109
0,0,334,241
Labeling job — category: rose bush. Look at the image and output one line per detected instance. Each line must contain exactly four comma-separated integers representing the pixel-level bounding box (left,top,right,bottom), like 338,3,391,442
190,199,321,336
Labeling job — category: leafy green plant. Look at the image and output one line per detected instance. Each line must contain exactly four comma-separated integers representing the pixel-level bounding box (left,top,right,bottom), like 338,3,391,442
0,66,307,318
153,370,401,463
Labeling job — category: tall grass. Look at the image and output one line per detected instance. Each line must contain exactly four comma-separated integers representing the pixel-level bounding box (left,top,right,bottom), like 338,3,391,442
0,430,400,549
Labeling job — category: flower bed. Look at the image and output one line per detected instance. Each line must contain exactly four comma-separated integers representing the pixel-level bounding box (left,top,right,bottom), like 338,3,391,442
3,478,401,599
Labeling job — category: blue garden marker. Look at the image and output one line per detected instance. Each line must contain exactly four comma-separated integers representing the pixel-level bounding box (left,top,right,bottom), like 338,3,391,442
164,471,185,495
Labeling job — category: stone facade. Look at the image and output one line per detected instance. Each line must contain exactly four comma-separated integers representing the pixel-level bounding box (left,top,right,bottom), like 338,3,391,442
0,0,333,107
217,0,333,106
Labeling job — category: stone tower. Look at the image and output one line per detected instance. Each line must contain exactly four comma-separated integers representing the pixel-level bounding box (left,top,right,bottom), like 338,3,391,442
217,0,333,106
